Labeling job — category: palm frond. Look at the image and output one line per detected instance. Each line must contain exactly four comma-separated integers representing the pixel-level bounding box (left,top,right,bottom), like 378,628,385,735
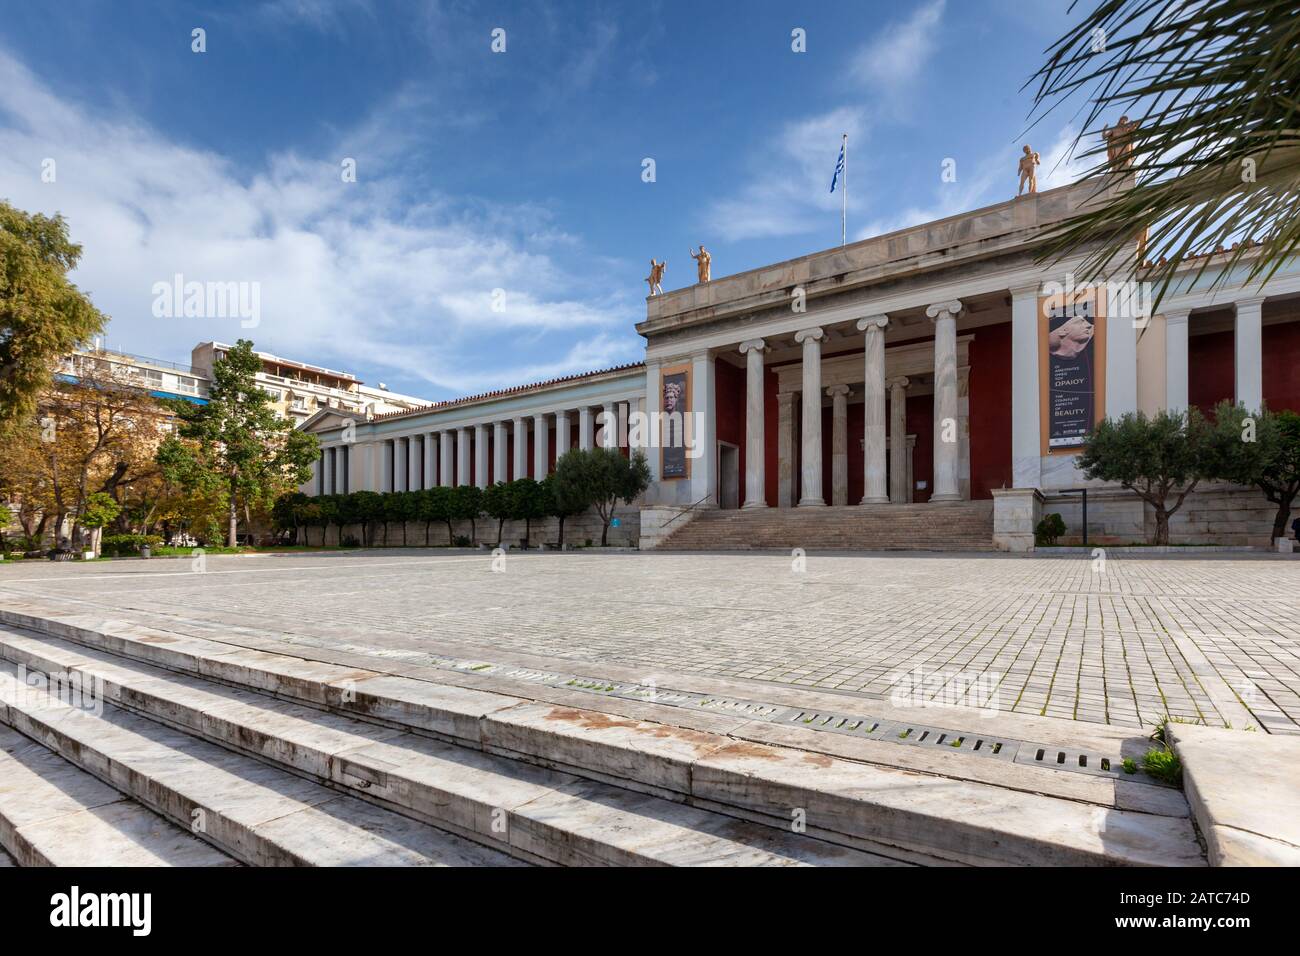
1027,0,1300,307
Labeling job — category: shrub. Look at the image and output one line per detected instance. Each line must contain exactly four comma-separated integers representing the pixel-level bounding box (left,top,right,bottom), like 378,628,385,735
1034,513,1067,547
101,534,164,557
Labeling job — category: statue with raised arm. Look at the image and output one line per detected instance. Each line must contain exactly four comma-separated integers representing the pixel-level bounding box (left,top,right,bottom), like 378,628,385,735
1103,115,1138,170
689,245,711,283
1017,145,1040,196
645,258,665,296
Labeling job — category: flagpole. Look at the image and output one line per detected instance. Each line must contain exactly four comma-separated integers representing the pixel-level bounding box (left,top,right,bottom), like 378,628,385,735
841,133,847,247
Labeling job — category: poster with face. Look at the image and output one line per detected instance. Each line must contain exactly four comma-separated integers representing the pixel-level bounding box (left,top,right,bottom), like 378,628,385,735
661,368,689,479
1046,298,1097,448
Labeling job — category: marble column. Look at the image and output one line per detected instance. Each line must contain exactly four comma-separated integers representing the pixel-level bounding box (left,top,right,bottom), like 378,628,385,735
579,407,594,451
601,401,618,449
1164,310,1190,414
555,410,571,460
423,432,438,489
1010,284,1042,489
795,327,825,507
857,315,889,504
394,437,408,492
533,413,549,477
323,448,335,495
407,436,421,491
777,392,796,508
439,430,453,487
473,424,488,488
456,428,470,487
512,417,528,479
888,377,909,504
926,300,963,502
1234,296,1265,411
739,339,768,509
382,440,394,492
493,421,508,484
828,385,850,507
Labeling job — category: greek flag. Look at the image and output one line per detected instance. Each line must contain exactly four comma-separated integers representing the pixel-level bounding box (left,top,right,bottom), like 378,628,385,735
829,141,845,193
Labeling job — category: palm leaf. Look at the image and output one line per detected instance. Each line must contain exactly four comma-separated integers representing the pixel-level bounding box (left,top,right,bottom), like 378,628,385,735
1026,0,1300,308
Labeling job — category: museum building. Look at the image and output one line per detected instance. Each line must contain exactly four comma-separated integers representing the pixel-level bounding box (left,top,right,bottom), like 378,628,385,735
300,178,1300,550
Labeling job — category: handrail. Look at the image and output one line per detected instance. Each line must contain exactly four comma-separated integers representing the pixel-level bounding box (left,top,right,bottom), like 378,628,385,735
661,494,714,528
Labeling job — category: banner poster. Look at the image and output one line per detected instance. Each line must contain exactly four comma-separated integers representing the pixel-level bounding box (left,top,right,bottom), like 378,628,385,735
1045,295,1100,450
660,365,689,479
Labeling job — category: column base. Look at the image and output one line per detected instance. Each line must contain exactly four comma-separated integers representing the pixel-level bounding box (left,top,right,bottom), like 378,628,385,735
797,498,826,508
741,500,769,510
858,496,889,505
929,492,963,503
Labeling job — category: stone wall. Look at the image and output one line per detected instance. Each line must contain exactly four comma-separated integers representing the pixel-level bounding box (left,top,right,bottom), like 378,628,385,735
1039,482,1286,547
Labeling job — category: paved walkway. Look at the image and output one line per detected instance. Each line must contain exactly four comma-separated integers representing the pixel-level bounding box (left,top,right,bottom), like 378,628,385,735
1,550,1297,734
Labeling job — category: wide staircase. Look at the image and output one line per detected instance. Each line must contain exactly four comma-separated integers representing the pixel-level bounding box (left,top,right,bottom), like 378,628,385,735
659,500,995,551
0,605,1205,867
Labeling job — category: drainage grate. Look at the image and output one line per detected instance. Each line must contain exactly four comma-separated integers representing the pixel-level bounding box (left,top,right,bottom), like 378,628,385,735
421,653,1151,784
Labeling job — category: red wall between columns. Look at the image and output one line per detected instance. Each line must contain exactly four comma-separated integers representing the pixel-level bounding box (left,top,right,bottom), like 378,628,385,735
1263,320,1300,412
714,359,747,506
968,322,1013,500
1189,330,1234,417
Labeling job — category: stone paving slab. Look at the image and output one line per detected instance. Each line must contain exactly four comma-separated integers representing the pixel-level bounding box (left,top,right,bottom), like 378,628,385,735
1,550,1297,736
1169,722,1300,866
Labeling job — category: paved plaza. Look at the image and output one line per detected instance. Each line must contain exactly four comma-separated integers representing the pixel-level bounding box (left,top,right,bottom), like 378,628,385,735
1,550,1297,734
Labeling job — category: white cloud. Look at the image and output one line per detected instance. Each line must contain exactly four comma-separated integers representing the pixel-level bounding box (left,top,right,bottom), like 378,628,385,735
850,0,946,92
0,48,639,397
706,107,866,242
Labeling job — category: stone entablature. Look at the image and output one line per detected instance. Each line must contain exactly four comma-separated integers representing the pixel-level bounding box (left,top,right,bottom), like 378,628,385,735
639,179,1115,337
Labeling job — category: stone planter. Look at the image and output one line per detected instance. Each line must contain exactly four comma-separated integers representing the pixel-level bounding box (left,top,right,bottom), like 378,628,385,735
141,545,152,558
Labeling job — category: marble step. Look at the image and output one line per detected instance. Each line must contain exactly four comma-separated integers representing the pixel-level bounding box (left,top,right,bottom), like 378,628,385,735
0,664,521,867
0,619,1204,866
0,723,237,867
0,633,896,867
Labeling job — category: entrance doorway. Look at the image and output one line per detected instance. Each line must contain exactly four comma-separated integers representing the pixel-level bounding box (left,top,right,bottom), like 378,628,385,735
718,442,740,509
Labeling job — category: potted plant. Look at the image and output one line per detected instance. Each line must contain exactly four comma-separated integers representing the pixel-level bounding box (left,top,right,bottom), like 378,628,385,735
79,492,122,560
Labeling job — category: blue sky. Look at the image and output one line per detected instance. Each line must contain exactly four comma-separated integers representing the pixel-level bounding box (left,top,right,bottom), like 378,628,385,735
0,0,1094,401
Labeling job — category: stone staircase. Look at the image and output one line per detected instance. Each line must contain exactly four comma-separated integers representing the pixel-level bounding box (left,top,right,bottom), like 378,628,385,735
658,501,996,551
0,608,1205,867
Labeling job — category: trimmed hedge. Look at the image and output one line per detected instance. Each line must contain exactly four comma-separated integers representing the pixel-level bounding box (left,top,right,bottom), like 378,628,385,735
101,534,164,557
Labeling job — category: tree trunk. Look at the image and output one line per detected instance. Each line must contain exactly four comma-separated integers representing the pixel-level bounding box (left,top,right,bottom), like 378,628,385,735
1154,508,1170,546
425,521,432,546
446,521,455,546
227,491,238,549
601,518,610,547
496,517,504,547
1272,504,1292,543
558,515,565,547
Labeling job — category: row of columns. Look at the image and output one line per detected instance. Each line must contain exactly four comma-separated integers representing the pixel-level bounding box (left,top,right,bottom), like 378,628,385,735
736,301,966,508
1164,296,1266,414
378,402,627,492
318,446,350,495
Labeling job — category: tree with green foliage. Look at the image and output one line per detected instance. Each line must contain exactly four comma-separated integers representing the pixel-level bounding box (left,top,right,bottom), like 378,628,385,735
1078,408,1211,545
553,448,650,546
158,340,318,547
452,485,484,545
1,201,107,438
541,472,586,548
316,495,340,547
79,491,121,557
350,490,382,546
1206,402,1300,542
272,491,310,545
482,481,513,546
510,478,548,547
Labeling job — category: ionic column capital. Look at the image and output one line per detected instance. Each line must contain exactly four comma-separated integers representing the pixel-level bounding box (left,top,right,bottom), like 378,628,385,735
738,338,767,354
794,326,825,344
826,384,851,398
887,376,910,391
925,300,964,322
855,315,889,333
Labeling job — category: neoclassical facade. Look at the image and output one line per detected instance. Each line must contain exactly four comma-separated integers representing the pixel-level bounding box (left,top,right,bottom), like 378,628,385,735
302,178,1300,549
